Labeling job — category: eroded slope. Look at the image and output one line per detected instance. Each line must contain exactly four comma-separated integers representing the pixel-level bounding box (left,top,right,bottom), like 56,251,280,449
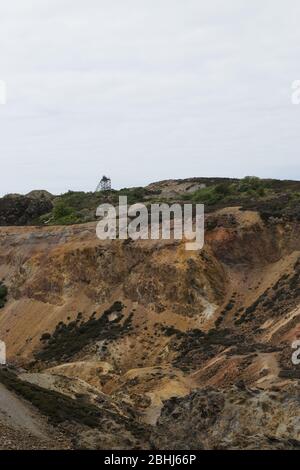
0,207,300,449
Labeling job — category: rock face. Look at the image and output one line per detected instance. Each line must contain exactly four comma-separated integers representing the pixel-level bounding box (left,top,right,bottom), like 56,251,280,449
152,385,300,450
0,193,53,226
0,206,300,449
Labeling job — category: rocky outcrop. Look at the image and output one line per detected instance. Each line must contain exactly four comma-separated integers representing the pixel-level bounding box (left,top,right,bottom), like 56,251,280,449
151,385,300,449
0,193,53,226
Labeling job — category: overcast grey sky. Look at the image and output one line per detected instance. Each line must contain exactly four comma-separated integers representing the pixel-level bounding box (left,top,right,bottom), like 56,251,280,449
0,0,300,195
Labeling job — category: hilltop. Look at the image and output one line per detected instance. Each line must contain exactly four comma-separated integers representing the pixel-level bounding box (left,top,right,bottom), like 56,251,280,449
2,176,300,226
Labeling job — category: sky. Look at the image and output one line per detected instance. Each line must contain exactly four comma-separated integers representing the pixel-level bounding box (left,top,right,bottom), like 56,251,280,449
0,0,300,195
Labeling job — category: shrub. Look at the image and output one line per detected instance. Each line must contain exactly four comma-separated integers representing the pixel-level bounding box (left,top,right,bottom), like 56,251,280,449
239,176,261,190
0,282,8,308
35,301,131,362
0,369,101,427
53,201,73,218
214,182,233,196
190,187,223,205
118,187,148,205
49,200,82,225
40,333,51,341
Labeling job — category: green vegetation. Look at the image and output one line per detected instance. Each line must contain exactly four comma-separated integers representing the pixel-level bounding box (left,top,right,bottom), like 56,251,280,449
238,176,267,194
172,328,244,371
117,187,151,205
185,186,225,205
0,282,8,308
40,191,107,225
50,200,81,225
45,180,272,226
0,368,101,427
183,176,271,206
38,187,156,225
2,176,300,227
36,301,133,362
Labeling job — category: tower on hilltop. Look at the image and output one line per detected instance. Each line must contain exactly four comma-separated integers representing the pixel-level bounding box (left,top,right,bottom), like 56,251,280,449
95,175,111,192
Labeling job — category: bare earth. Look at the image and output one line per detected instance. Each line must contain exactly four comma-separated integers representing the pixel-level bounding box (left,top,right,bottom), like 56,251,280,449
0,383,69,449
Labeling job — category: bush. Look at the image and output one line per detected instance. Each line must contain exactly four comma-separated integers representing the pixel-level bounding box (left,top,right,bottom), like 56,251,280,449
190,187,223,205
0,282,8,308
50,201,82,225
214,182,233,196
238,176,265,194
53,201,73,218
40,333,51,341
36,301,131,362
118,187,148,205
